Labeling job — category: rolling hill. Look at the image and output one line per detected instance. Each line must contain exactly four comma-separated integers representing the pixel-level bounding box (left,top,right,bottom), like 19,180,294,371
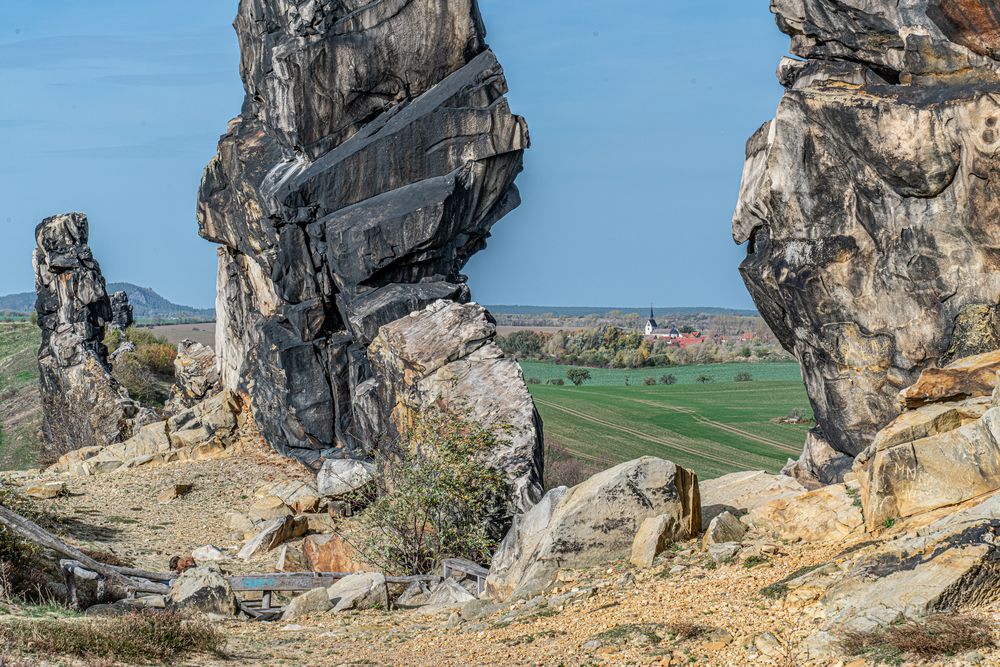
0,283,214,322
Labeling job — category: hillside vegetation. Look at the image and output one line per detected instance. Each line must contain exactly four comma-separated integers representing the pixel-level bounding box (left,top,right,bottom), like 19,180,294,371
0,323,41,470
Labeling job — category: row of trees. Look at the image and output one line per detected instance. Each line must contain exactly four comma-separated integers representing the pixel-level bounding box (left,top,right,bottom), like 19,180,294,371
497,325,789,369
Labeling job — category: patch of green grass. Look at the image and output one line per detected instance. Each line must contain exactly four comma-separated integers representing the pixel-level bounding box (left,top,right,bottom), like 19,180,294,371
0,323,42,471
519,360,803,387
883,518,896,530
588,623,664,647
526,364,811,481
759,564,824,599
742,555,769,569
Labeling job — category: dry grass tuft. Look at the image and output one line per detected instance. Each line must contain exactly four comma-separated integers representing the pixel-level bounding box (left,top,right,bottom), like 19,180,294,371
0,609,226,663
841,614,994,663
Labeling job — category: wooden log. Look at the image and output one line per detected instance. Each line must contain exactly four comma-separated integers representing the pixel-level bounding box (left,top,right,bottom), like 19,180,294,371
0,504,163,595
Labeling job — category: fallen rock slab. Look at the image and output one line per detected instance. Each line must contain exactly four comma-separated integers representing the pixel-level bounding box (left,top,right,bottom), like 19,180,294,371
25,482,65,500
167,566,237,616
238,516,307,560
316,459,375,498
699,470,805,524
744,483,863,543
327,573,388,612
630,515,674,569
281,586,332,620
703,511,746,547
899,350,1000,409
487,457,700,600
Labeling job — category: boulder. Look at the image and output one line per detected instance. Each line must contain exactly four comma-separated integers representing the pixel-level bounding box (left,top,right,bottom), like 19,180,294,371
702,511,745,547
238,516,308,560
25,482,65,500
191,545,225,562
733,0,1000,469
256,480,322,514
857,405,1000,531
198,0,534,491
630,515,674,569
302,534,365,573
167,566,237,616
167,340,220,411
707,542,741,564
327,573,388,612
34,213,140,454
899,350,1000,409
157,483,193,504
486,457,700,600
275,545,309,573
699,470,806,523
316,460,375,499
281,586,332,620
743,483,863,544
248,496,293,523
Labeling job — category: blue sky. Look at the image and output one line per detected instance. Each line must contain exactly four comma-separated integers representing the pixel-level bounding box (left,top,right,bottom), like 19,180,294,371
0,2,787,309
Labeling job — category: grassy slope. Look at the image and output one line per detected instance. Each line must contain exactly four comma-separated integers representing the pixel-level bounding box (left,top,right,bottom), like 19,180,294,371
0,323,41,470
527,364,812,480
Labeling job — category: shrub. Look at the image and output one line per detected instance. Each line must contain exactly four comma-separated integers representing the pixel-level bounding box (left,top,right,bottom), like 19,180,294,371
734,372,753,382
696,374,713,383
659,374,677,385
0,610,226,662
526,377,541,385
544,440,600,491
546,378,565,386
0,487,59,601
135,343,176,376
353,409,511,575
841,614,994,662
643,377,657,386
566,368,591,386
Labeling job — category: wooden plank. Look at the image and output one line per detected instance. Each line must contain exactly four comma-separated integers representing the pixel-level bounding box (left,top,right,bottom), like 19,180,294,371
228,572,436,592
442,558,489,578
0,505,163,595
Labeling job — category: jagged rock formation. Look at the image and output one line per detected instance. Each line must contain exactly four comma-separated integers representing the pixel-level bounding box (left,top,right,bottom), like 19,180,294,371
166,340,221,413
34,213,140,455
198,0,540,507
734,1,1000,481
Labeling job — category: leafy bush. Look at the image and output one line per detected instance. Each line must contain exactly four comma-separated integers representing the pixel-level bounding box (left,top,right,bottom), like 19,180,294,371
544,440,600,491
526,377,541,385
0,487,58,601
566,368,591,386
696,374,713,383
546,378,565,386
353,409,511,575
659,374,677,385
106,327,177,406
734,372,753,382
643,377,657,386
0,610,226,662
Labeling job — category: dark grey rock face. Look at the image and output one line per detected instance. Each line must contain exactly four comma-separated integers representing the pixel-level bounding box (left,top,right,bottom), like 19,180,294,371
34,213,140,455
734,0,1000,482
198,0,539,507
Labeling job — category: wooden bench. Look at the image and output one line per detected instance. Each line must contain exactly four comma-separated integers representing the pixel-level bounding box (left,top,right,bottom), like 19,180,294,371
441,558,489,596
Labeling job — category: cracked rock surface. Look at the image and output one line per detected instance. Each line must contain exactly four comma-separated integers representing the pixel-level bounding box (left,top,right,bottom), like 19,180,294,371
734,0,1000,480
198,0,540,509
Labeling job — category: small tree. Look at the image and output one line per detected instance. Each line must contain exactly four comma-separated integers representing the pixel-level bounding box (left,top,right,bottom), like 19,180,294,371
659,374,677,385
643,377,657,386
696,374,713,383
547,378,565,386
566,368,592,386
734,372,753,382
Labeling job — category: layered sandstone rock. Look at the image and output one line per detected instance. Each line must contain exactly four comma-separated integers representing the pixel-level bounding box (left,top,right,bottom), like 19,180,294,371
34,213,140,454
166,340,221,413
197,0,539,508
734,1,1000,481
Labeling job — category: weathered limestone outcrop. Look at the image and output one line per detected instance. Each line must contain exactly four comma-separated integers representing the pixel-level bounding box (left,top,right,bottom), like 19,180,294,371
34,213,140,454
197,0,539,508
734,1,1000,481
486,457,700,600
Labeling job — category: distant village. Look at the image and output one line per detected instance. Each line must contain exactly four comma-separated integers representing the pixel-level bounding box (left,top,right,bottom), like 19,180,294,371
642,308,755,348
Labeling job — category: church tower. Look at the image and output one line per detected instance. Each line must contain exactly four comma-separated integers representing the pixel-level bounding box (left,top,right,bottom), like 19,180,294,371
644,305,657,336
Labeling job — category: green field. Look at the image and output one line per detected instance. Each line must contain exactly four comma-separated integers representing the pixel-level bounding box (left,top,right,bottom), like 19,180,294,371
519,360,803,386
523,362,811,481
0,323,42,470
